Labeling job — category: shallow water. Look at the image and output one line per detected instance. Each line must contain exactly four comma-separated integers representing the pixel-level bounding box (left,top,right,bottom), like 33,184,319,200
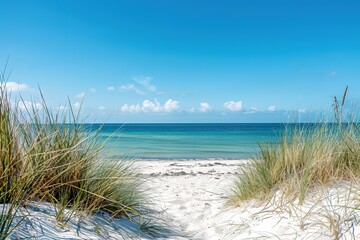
85,123,286,160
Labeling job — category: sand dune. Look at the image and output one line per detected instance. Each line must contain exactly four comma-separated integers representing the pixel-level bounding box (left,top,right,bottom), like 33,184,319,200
141,160,360,240
5,159,360,239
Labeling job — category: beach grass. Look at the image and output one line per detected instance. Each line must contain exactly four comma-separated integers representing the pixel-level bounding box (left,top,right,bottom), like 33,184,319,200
0,75,144,237
230,86,360,204
228,87,360,239
0,79,31,239
19,94,143,219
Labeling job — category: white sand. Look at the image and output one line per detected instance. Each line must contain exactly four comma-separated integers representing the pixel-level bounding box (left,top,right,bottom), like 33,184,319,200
6,159,360,239
139,159,360,240
138,159,248,239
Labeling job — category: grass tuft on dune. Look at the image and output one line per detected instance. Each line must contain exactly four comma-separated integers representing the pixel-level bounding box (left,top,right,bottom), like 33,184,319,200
0,72,144,237
230,86,360,204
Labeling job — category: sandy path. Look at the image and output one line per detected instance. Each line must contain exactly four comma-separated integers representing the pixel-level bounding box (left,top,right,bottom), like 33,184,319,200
139,160,247,239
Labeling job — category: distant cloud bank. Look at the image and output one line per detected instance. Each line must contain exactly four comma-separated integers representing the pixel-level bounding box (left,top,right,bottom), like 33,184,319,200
223,101,243,112
199,102,212,112
1,82,29,92
121,99,180,113
267,105,276,112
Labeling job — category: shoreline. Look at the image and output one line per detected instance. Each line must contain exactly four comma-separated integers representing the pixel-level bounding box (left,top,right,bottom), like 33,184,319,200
133,158,252,161
136,159,249,176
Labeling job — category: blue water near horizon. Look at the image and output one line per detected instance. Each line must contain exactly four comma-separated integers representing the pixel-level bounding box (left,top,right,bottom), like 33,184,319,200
86,123,286,160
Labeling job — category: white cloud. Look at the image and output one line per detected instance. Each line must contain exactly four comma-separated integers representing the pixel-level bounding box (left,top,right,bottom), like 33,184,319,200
121,99,180,113
142,99,161,112
98,106,106,111
73,102,81,109
107,86,115,91
298,108,306,113
18,101,42,111
329,71,336,77
245,107,258,114
76,92,85,98
223,101,243,112
121,104,141,113
120,84,145,95
58,105,67,111
1,82,29,92
163,99,180,112
268,105,276,112
199,102,212,112
189,107,196,113
134,76,156,92
90,88,96,92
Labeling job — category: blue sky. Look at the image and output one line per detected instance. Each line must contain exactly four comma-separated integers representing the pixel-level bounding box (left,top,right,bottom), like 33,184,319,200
1,0,359,122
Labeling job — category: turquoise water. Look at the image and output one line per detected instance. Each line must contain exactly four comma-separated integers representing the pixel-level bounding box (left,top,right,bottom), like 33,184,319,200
87,123,285,160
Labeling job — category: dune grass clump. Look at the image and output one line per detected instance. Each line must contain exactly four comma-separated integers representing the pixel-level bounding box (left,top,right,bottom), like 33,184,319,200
0,81,33,239
230,86,360,204
0,76,143,236
20,96,142,221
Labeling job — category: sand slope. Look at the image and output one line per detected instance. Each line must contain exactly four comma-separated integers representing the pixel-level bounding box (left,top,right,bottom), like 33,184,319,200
140,160,360,240
5,159,360,239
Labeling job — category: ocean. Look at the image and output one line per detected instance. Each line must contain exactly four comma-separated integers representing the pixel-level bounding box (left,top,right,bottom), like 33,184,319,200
86,123,287,160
